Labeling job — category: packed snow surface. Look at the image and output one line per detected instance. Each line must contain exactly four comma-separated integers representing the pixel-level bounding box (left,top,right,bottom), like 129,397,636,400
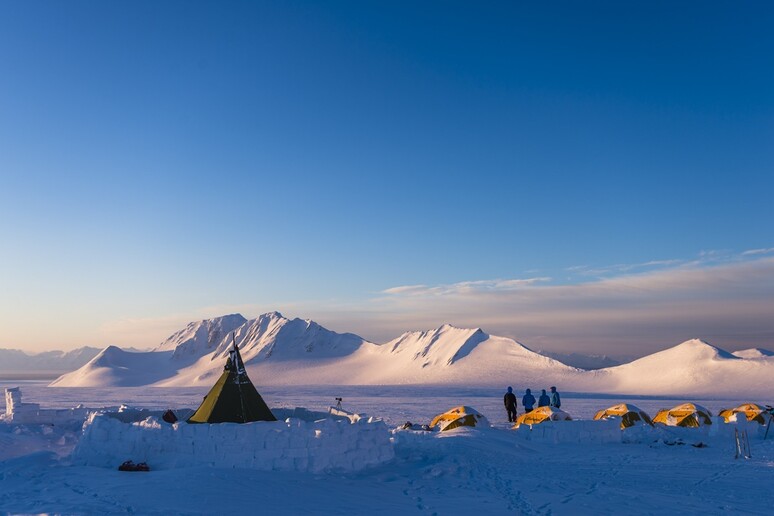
52,313,774,397
2,383,774,515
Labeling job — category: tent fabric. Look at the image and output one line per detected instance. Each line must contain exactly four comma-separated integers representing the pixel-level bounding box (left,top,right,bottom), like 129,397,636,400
430,406,487,432
719,403,768,425
188,343,276,424
513,406,571,429
652,403,712,427
593,403,654,429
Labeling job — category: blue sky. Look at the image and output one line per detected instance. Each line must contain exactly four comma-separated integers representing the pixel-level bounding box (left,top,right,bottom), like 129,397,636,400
1,2,772,355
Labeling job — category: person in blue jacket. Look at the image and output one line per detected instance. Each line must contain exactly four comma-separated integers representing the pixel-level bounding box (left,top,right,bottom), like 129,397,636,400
538,389,550,407
549,386,561,408
522,388,536,413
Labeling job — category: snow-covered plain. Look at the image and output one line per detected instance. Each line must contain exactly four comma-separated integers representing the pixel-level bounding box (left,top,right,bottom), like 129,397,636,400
2,381,774,515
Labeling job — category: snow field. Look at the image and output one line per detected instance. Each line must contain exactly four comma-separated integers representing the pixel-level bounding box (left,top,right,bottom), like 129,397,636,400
73,412,395,473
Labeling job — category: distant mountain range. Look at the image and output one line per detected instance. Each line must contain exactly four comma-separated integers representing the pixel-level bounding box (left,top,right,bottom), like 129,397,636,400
49,312,774,397
538,351,624,370
0,347,102,374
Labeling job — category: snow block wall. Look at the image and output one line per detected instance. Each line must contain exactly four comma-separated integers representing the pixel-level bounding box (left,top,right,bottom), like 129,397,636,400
73,413,395,473
3,387,90,425
514,419,622,444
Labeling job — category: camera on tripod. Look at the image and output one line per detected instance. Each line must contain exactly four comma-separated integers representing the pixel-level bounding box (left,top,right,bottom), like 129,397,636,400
334,397,343,410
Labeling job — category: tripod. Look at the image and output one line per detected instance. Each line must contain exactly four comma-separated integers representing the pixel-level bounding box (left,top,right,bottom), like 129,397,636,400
764,405,774,440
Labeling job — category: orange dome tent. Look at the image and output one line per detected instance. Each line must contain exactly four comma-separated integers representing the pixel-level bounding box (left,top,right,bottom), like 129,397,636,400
652,403,712,427
718,403,768,424
593,403,654,429
512,406,571,429
430,406,488,432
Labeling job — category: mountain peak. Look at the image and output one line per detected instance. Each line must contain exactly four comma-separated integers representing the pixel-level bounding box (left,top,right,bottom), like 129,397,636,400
155,314,248,356
672,338,737,359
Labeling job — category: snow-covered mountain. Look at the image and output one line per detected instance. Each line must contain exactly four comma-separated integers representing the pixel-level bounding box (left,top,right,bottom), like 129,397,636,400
0,346,102,373
538,351,623,370
587,338,774,396
50,315,774,396
52,313,579,388
154,313,247,360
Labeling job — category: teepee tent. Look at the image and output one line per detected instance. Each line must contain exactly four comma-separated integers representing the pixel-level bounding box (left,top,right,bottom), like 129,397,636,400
513,406,571,429
188,338,276,424
652,403,712,427
593,403,654,429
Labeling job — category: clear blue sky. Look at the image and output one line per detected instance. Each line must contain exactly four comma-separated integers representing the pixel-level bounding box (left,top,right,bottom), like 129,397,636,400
1,2,772,354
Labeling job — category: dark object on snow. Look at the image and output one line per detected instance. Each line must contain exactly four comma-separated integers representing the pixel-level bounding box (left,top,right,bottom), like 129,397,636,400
504,388,518,423
118,460,150,472
162,410,178,424
187,333,276,424
692,442,708,448
400,421,433,431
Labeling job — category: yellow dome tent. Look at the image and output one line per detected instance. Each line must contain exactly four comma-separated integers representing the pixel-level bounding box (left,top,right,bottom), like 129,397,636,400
652,403,712,427
513,406,571,429
593,403,654,429
718,403,768,424
430,406,488,432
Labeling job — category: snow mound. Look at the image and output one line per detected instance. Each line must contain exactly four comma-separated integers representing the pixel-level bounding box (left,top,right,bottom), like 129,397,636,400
73,412,394,473
51,347,176,387
732,348,774,359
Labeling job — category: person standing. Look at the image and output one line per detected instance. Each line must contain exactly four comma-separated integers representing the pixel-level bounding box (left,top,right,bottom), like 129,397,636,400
549,386,561,408
503,386,518,422
538,389,550,407
522,388,536,413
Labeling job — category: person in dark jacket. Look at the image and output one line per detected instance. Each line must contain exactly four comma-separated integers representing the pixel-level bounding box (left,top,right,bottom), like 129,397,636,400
549,386,561,408
503,386,518,422
522,388,536,413
538,389,550,407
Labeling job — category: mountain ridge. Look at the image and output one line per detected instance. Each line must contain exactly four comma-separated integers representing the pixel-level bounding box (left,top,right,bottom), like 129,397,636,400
48,313,774,396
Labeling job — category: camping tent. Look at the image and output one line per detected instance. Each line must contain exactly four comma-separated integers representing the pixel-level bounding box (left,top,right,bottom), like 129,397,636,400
719,403,768,424
652,403,712,427
513,406,571,429
188,340,276,424
593,403,654,429
429,406,487,431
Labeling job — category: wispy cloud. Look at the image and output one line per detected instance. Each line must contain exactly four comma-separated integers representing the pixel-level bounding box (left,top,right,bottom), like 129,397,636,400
96,252,774,360
742,247,774,256
381,277,551,296
359,256,774,357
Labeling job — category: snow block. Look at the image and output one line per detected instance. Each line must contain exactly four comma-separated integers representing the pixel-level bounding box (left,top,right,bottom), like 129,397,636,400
514,419,621,444
72,410,395,473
